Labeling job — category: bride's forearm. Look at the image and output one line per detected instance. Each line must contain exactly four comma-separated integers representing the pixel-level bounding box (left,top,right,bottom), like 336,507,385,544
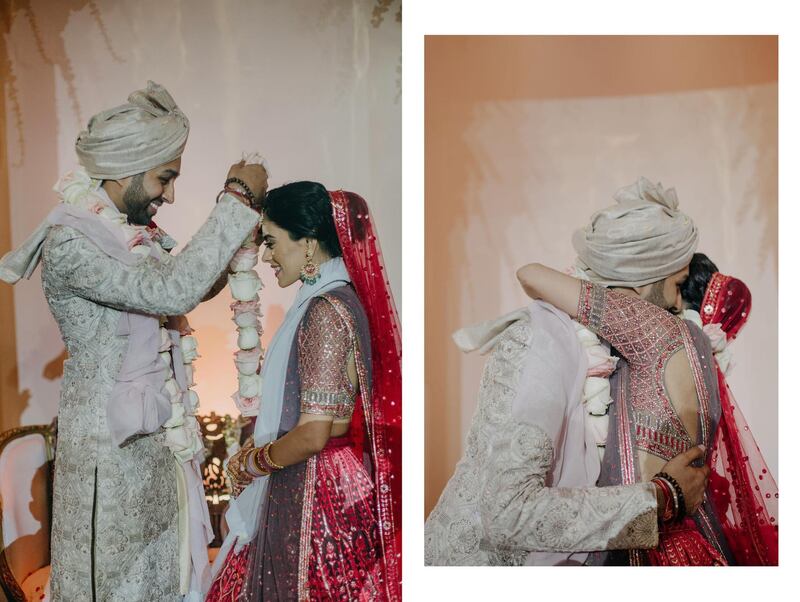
516,263,582,318
516,263,545,299
260,418,334,469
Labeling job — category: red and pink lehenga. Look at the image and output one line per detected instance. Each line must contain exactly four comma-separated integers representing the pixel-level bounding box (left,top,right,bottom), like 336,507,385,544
207,191,401,600
581,274,777,566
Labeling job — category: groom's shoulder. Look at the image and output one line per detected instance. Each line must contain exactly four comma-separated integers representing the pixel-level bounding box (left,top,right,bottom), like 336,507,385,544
43,225,88,265
491,309,535,353
46,223,82,245
528,301,578,340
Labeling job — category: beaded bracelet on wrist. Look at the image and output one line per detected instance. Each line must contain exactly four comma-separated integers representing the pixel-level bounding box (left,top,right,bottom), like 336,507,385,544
224,177,256,203
655,472,686,521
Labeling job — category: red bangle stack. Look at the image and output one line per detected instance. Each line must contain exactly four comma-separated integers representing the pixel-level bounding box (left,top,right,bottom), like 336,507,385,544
652,477,675,523
252,446,273,476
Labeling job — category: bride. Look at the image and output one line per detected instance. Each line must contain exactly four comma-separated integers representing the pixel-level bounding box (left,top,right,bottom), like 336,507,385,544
517,255,777,565
207,182,401,600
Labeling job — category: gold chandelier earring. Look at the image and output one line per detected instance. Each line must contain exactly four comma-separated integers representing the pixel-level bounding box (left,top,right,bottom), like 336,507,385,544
299,244,320,285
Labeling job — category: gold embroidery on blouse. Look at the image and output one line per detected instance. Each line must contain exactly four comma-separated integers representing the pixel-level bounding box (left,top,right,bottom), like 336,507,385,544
577,281,699,460
298,296,357,419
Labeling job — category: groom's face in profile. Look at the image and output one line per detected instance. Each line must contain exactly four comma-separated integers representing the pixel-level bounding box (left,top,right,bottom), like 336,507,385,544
636,264,691,314
117,157,182,225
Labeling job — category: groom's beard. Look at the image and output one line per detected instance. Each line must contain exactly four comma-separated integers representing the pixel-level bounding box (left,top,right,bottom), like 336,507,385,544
645,280,679,314
123,173,160,226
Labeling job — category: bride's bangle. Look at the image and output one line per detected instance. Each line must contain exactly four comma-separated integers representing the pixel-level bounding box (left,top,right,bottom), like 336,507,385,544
250,447,272,476
261,441,285,471
241,447,266,477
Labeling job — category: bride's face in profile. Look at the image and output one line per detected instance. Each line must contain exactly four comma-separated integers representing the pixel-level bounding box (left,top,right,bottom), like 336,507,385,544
261,218,310,288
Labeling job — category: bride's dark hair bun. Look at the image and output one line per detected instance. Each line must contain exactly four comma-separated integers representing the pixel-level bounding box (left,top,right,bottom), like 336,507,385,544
261,181,342,257
681,253,719,312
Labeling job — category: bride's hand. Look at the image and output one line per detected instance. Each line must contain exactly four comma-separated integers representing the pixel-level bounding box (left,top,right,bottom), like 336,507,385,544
226,438,255,494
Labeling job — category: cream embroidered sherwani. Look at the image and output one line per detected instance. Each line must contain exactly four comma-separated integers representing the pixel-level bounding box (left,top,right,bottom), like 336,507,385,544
424,304,659,566
41,195,259,601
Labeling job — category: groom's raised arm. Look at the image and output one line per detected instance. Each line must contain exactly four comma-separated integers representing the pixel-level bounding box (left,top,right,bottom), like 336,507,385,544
44,194,259,316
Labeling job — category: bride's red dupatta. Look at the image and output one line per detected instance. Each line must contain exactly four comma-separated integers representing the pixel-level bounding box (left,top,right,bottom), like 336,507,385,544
330,190,402,596
702,273,778,565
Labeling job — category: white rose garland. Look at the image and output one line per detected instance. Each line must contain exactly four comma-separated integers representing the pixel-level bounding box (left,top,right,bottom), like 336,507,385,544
567,265,617,462
229,242,265,416
572,321,617,462
55,168,205,464
227,152,267,417
162,326,205,463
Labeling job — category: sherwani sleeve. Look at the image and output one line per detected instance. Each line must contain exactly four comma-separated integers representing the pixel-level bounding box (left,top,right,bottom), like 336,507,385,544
480,422,659,552
43,194,260,316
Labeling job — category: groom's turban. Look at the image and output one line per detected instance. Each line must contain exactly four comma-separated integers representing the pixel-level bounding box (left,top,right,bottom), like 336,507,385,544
75,81,189,179
572,177,698,288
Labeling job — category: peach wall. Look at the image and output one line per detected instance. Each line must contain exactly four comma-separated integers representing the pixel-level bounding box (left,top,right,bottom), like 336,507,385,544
425,36,778,516
1,0,400,428
0,68,23,432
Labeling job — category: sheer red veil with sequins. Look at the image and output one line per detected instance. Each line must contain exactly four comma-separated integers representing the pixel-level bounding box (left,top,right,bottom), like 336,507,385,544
329,190,402,593
702,273,778,565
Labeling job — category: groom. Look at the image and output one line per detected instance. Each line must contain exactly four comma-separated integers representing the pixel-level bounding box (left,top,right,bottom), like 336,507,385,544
0,82,265,600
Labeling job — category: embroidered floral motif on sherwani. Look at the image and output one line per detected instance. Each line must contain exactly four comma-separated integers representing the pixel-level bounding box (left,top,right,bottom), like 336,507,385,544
42,194,259,601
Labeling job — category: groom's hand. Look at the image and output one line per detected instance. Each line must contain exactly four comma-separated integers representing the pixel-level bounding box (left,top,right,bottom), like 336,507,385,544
662,445,710,515
226,161,268,203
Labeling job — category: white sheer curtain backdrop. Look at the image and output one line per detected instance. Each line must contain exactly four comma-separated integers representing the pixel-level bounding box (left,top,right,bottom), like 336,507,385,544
454,84,777,479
